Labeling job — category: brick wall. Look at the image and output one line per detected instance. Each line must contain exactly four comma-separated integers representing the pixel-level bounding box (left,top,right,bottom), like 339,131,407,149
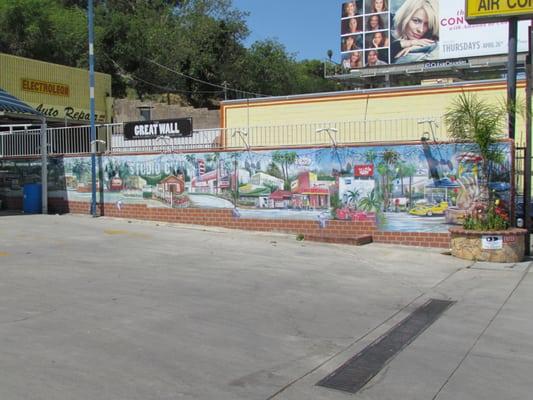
44,198,451,248
372,231,451,248
0,196,22,210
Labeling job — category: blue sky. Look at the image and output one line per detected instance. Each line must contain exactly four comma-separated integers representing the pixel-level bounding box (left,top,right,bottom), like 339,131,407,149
232,0,340,62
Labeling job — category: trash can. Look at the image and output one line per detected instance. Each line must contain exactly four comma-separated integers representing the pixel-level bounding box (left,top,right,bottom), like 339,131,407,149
23,183,42,214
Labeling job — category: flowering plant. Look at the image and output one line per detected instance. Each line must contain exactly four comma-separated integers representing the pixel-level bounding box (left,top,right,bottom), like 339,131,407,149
463,199,509,231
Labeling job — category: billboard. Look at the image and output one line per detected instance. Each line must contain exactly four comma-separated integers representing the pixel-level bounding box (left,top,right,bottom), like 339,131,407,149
340,0,530,70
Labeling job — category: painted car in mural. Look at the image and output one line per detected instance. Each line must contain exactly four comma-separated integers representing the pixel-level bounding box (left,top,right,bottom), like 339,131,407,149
409,201,449,217
0,141,512,233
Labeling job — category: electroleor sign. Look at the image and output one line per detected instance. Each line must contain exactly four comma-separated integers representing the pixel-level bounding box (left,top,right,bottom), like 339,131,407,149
466,0,533,23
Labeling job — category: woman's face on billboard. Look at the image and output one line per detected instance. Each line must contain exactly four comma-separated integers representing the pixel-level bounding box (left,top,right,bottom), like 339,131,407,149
368,50,378,64
406,8,429,40
346,36,355,49
349,18,358,32
369,16,379,29
374,0,384,12
345,2,356,16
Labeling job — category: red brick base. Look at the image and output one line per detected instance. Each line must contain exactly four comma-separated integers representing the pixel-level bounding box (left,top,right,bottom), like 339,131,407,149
2,197,451,248
1,196,22,210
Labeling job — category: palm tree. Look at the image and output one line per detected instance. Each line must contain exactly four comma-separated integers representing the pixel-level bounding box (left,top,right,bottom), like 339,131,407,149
185,154,197,179
364,150,378,164
346,189,360,207
396,162,408,196
272,151,297,189
382,149,400,167
359,189,381,212
377,150,399,211
403,163,418,209
444,93,506,203
376,163,389,211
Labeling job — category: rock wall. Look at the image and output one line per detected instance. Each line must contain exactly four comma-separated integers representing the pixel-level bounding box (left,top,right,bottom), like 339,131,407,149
113,99,220,129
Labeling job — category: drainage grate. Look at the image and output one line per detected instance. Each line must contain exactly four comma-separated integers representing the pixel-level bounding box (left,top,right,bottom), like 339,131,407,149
317,299,455,394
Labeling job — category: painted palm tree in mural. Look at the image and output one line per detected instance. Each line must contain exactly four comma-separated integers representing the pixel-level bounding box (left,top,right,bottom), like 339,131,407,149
359,189,381,212
345,189,360,207
118,161,132,181
272,151,297,190
403,163,418,209
396,162,408,196
231,152,242,204
364,150,378,164
376,163,388,211
378,149,400,211
72,158,91,182
185,154,197,181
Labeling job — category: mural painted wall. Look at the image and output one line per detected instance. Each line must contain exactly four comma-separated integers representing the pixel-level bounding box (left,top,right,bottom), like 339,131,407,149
0,142,511,233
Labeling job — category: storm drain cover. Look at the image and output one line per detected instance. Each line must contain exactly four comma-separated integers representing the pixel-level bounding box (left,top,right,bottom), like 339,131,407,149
317,299,455,394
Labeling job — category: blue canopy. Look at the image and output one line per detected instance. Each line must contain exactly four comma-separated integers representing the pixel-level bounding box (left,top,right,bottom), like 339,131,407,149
0,87,41,117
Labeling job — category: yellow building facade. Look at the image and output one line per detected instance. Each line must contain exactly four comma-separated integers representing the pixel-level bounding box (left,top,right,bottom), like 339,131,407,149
221,80,527,148
0,53,112,124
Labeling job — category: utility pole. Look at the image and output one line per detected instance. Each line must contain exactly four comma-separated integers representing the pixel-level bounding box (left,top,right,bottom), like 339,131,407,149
88,0,97,216
524,24,532,254
507,18,518,140
222,81,228,101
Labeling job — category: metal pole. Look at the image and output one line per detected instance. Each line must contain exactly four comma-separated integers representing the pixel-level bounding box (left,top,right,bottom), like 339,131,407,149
40,117,48,214
524,25,532,255
223,81,228,101
508,18,518,140
88,0,97,216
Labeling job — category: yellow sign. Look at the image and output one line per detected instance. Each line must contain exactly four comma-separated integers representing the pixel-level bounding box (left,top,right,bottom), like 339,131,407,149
21,78,70,97
466,0,533,22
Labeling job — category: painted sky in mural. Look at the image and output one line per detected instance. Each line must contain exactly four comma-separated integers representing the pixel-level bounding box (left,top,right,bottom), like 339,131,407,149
0,141,512,233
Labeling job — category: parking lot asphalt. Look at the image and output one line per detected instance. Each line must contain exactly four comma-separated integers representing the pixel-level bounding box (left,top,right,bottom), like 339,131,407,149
0,214,531,400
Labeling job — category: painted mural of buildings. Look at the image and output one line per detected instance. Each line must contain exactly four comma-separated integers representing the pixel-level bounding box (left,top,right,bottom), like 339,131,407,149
152,175,188,207
290,172,331,209
126,176,147,190
268,190,292,208
157,175,185,195
191,168,250,194
339,177,375,205
109,176,124,191
250,172,284,190
191,170,221,193
0,141,512,233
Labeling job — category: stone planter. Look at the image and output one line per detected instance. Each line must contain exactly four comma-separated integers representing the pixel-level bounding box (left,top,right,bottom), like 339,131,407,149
449,227,527,262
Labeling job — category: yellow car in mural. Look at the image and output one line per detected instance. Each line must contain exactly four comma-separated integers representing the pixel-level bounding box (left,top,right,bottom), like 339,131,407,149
409,201,449,217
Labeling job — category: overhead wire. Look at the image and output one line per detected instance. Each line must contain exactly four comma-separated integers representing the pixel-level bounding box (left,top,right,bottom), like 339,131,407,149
102,52,267,98
146,58,270,98
102,52,223,95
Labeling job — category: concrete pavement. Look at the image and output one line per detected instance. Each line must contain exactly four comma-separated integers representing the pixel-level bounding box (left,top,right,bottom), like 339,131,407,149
0,214,530,400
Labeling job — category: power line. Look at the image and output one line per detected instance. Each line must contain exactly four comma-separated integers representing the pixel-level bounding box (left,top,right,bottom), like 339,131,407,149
146,58,270,98
131,73,222,94
103,52,267,98
102,53,222,95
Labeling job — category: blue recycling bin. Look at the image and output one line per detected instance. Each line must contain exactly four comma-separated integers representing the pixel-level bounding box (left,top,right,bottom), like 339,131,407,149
23,183,42,214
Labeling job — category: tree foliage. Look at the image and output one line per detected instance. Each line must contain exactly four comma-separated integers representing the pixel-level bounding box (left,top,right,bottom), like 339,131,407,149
444,93,506,185
0,0,337,105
